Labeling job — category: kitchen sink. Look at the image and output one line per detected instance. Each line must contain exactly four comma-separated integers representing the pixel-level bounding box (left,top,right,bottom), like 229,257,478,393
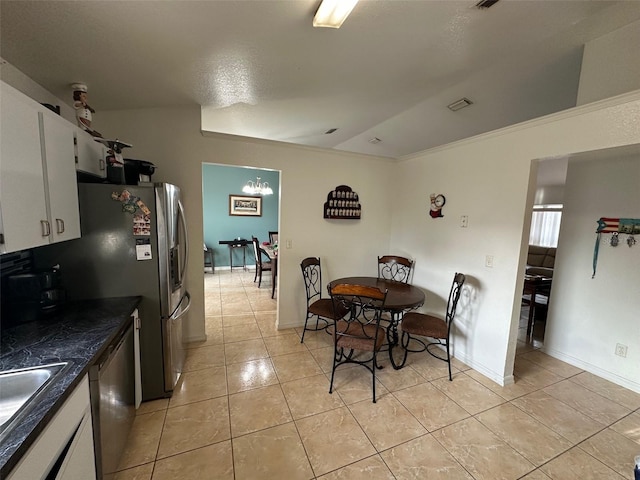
0,363,68,440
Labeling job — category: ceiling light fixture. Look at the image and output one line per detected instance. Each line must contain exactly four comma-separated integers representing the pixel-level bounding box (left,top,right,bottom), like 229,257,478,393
447,98,473,112
313,0,358,28
242,177,273,195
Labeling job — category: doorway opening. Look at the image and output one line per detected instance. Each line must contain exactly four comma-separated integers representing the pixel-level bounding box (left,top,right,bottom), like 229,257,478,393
519,157,567,350
201,163,281,330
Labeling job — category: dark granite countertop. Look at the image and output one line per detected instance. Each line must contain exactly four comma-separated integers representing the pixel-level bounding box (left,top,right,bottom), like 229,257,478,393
0,296,141,477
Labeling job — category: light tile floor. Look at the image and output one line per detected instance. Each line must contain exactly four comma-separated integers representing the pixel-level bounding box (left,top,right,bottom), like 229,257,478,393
115,270,640,480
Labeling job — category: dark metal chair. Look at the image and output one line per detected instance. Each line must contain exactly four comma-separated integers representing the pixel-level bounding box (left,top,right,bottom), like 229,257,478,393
393,272,465,380
377,255,414,284
251,236,273,288
377,255,415,356
299,257,349,343
204,244,214,273
329,283,388,403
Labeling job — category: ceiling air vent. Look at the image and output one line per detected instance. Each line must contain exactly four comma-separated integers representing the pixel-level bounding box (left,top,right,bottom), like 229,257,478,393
325,128,338,134
447,98,473,112
368,137,381,144
475,0,500,9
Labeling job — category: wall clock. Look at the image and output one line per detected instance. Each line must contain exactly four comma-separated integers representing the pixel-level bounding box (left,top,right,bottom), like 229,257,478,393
429,193,446,218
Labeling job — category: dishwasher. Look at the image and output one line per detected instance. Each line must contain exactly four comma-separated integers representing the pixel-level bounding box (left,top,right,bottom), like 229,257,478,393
89,321,136,480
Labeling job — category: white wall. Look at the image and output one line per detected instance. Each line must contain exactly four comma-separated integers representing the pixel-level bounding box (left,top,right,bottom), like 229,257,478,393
391,91,640,388
577,20,640,106
96,109,396,342
4,60,640,391
544,151,640,392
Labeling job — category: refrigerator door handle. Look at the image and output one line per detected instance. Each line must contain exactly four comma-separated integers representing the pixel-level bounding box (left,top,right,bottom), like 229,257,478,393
170,291,191,320
178,199,189,282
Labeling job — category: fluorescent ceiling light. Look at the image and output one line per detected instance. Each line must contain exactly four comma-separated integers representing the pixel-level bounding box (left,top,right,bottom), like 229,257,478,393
313,0,358,28
447,98,473,112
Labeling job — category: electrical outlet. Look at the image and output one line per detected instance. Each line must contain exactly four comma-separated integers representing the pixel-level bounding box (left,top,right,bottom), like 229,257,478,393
286,239,292,249
615,343,628,358
460,215,469,228
485,255,494,268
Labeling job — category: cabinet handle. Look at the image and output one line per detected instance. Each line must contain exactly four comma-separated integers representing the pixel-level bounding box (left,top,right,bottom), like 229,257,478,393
99,158,106,171
41,220,51,237
56,218,65,234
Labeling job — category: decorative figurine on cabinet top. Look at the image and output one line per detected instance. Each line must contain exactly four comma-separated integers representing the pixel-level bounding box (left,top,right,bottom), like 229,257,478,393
429,193,446,218
72,82,102,137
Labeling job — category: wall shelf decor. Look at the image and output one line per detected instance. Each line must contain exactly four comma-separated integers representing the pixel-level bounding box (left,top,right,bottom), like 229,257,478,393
324,185,361,220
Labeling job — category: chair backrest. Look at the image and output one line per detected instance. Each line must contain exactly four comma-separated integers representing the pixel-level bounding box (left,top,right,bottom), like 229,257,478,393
251,236,263,267
330,283,388,341
300,257,323,305
445,273,466,327
269,231,279,245
377,255,414,284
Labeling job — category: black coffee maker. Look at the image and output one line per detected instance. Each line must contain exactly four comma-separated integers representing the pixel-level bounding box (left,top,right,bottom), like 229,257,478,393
5,268,66,323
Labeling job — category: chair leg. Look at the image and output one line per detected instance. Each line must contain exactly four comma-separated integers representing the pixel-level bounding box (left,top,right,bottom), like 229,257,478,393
258,268,262,287
271,273,275,298
329,348,339,394
390,332,409,370
446,342,452,381
372,353,378,403
300,313,311,343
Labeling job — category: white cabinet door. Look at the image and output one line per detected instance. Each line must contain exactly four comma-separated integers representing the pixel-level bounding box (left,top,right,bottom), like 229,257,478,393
0,83,49,253
55,407,96,480
75,128,106,178
7,376,96,480
0,81,80,253
41,110,81,243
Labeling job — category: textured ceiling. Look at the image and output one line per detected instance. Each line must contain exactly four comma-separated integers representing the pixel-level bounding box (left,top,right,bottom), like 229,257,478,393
1,0,639,158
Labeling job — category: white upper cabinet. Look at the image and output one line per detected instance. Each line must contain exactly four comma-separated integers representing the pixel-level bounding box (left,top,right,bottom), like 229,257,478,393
0,82,80,254
75,128,107,178
42,109,81,243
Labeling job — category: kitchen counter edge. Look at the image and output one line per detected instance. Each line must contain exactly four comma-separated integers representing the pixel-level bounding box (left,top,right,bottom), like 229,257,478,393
0,296,141,477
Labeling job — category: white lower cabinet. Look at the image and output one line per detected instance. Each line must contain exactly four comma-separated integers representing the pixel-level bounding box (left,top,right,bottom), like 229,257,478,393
7,375,96,480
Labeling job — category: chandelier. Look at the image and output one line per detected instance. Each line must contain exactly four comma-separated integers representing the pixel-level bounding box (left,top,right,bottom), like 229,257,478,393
242,177,273,195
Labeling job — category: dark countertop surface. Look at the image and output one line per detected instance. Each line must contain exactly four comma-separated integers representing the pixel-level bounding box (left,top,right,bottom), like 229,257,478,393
0,296,141,477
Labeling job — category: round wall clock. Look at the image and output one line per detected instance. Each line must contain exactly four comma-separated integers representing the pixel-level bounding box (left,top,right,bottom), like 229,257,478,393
429,193,446,218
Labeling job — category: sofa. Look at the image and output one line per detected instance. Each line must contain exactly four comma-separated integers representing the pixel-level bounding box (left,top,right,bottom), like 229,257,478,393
526,245,556,278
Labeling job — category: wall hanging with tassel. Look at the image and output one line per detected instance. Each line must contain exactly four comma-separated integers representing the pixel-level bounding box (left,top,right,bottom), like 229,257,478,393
592,217,640,278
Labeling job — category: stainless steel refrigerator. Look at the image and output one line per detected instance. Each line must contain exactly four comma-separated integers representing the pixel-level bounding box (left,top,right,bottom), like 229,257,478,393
35,182,191,401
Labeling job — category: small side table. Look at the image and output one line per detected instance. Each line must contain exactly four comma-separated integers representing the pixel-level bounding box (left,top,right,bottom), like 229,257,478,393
219,239,250,270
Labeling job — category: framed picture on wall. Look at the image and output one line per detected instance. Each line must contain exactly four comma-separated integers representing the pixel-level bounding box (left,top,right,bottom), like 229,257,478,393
229,194,262,216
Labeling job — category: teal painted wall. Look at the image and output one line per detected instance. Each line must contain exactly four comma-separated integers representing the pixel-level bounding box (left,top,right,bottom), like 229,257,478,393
202,164,279,269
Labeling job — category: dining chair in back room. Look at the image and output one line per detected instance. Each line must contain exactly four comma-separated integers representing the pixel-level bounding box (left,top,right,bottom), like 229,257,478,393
299,257,349,343
251,236,273,288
